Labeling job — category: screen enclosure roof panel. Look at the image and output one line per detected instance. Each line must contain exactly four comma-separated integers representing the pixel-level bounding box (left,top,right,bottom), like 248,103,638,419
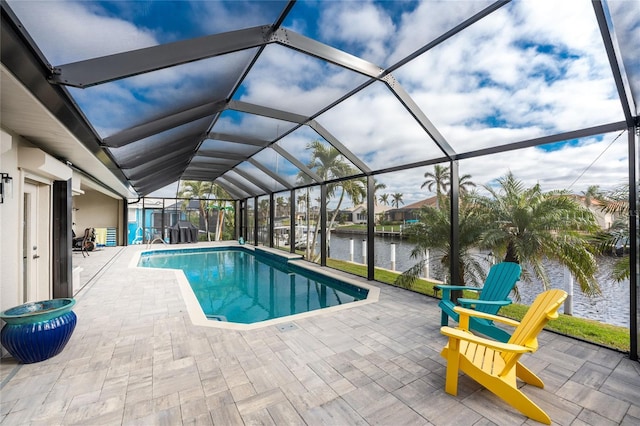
1,0,636,199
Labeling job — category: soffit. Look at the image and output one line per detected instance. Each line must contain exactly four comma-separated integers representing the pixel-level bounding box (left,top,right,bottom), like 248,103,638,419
0,65,136,198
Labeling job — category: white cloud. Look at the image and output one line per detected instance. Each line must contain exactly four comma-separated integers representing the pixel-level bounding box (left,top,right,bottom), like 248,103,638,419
215,110,296,143
278,126,318,152
515,0,603,52
388,0,495,64
460,132,629,193
316,83,444,171
7,0,632,201
7,0,158,64
68,84,142,137
192,0,283,35
391,0,622,154
607,0,640,111
318,1,395,65
238,44,366,116
370,130,630,207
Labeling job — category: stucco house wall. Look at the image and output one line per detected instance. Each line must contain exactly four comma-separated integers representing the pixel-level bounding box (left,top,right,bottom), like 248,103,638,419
0,128,20,316
73,189,121,244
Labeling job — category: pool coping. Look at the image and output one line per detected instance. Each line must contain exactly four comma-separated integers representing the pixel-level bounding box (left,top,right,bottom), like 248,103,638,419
129,242,380,330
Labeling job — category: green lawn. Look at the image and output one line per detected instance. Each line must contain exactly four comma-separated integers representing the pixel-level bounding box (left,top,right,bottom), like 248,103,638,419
325,258,630,353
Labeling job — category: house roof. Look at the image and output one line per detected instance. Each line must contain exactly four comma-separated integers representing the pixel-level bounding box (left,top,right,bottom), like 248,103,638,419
343,203,393,214
393,196,438,211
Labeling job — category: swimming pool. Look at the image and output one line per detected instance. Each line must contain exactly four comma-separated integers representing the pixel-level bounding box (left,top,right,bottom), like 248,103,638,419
135,245,378,329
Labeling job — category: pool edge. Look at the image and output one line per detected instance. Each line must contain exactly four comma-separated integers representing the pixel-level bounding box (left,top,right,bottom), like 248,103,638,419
129,242,380,331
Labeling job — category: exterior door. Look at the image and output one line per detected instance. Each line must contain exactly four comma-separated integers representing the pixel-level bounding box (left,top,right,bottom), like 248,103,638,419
22,180,50,302
23,181,39,302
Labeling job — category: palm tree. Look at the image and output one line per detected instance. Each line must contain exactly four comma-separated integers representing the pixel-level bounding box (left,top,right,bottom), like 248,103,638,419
474,172,601,296
297,191,308,217
258,199,270,221
297,140,365,260
391,193,404,208
179,180,213,241
396,197,488,292
333,178,366,225
422,164,476,206
421,165,450,208
257,198,270,244
296,189,310,249
459,173,477,195
593,182,631,281
379,193,390,206
372,179,386,206
581,185,602,207
210,184,232,240
275,196,287,217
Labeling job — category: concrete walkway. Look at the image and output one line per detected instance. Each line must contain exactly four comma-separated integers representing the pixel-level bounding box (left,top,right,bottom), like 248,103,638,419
1,244,638,425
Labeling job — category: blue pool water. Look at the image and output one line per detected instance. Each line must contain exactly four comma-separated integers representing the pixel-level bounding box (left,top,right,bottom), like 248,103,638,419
138,247,368,324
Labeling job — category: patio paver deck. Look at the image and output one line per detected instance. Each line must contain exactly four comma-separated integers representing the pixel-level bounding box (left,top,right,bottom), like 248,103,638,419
1,244,638,425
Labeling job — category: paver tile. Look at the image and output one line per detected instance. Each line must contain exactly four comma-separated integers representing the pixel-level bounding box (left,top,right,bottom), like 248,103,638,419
1,245,636,426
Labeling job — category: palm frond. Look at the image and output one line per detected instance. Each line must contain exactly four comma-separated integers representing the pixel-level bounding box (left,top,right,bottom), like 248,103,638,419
395,260,427,289
612,256,631,281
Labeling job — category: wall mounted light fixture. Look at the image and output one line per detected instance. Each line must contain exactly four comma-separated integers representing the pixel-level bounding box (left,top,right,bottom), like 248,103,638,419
1,173,13,204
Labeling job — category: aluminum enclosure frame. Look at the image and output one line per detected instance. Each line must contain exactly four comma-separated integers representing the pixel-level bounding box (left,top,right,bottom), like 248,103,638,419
1,0,638,360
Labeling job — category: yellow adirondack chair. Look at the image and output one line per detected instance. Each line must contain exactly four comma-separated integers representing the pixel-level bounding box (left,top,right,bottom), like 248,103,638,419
440,289,568,425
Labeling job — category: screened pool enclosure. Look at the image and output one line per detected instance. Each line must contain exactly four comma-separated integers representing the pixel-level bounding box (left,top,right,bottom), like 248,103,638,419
1,1,638,359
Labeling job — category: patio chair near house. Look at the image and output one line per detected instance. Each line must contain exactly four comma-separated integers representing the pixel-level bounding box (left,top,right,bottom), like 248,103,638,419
436,262,521,342
440,289,568,425
72,227,96,257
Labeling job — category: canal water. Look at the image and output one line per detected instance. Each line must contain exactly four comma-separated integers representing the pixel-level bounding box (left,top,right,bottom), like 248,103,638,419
328,232,631,328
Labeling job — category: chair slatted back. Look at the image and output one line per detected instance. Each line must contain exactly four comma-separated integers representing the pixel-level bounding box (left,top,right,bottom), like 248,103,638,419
475,262,521,315
501,289,568,372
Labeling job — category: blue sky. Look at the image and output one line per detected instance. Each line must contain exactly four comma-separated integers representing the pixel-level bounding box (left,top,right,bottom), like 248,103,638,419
7,0,637,203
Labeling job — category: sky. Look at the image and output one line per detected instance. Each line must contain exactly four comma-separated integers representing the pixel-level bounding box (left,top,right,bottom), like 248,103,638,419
7,0,638,205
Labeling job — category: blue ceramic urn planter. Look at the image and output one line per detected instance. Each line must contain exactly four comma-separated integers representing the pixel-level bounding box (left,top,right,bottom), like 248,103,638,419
0,298,77,364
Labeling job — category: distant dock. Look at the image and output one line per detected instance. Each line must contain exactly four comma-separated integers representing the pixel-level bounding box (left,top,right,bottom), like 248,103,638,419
331,228,405,238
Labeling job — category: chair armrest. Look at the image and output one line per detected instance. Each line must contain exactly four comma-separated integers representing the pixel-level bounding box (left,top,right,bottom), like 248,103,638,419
441,326,533,354
453,306,521,328
435,285,482,301
434,285,482,292
458,298,511,308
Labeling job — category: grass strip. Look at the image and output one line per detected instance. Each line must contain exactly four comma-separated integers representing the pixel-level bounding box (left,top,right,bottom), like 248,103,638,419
325,258,630,352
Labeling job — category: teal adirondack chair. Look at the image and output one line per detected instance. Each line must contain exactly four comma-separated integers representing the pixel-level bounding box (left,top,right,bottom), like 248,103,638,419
435,262,521,342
